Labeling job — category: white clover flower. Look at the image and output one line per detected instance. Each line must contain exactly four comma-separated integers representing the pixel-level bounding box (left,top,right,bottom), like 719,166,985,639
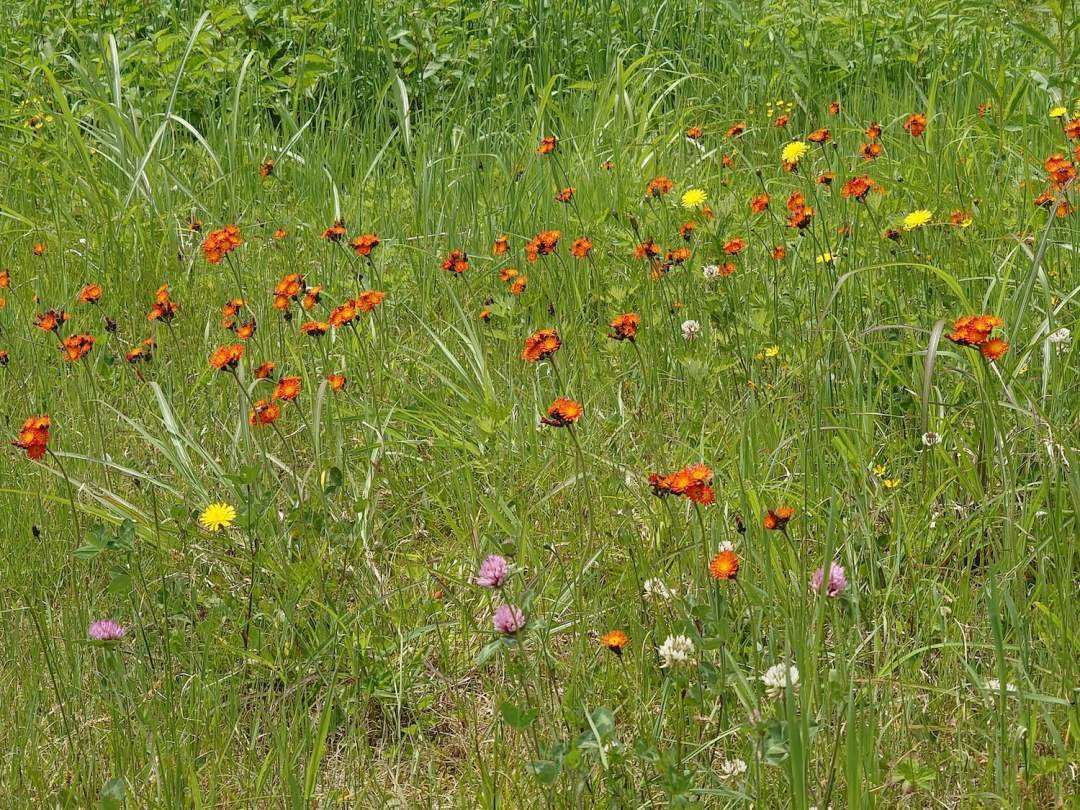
681,319,701,341
658,634,695,668
643,578,673,602
717,758,747,780
921,431,941,447
717,540,736,552
761,663,800,700
703,264,721,281
985,678,1017,693
1047,327,1071,351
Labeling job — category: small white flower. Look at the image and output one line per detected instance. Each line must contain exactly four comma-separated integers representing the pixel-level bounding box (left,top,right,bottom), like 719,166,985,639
681,319,701,341
717,540,736,552
643,578,673,602
1047,327,1071,352
985,678,1017,693
717,757,747,780
921,431,941,447
761,663,800,700
703,264,721,281
658,634,695,668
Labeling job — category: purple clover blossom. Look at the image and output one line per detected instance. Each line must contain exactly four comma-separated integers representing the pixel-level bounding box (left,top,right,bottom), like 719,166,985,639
810,562,848,598
493,604,526,635
474,554,509,589
88,619,126,641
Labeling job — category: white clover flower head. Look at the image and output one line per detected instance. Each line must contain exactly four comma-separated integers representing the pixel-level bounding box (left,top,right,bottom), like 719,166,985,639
1048,327,1071,353
703,264,721,280
681,319,701,341
658,634,695,668
922,431,941,447
717,540,736,552
761,662,800,699
717,757,748,780
643,578,673,602
985,678,1017,693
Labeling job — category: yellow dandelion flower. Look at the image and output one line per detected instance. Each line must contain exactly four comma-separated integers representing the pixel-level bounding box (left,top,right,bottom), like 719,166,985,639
815,252,834,265
1050,106,1067,119
681,188,707,209
872,464,887,478
764,345,780,358
781,141,809,164
883,478,901,489
199,502,237,532
902,209,932,231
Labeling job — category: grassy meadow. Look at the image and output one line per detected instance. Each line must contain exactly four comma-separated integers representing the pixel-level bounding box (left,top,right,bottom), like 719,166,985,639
1,1,1079,807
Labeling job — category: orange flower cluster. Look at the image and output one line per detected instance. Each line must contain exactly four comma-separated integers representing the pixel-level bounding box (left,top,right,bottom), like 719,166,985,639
1045,153,1076,189
300,321,329,336
525,230,560,262
203,225,242,264
608,312,640,342
125,338,154,365
537,135,557,155
249,399,280,427
442,249,469,274
750,193,769,214
946,314,1008,360
570,237,593,259
645,176,673,197
763,506,795,530
903,112,927,137
35,309,70,332
786,191,814,229
259,160,274,177
78,284,102,304
209,343,244,371
60,333,94,362
13,415,50,459
322,218,347,242
841,175,874,200
492,235,509,256
727,122,746,138
709,550,739,580
648,464,716,506
600,629,629,655
860,142,882,160
349,233,380,257
521,328,560,362
327,373,347,391
808,127,831,144
633,240,660,261
148,284,178,322
541,397,583,427
272,272,306,313
555,187,574,203
686,126,703,140
723,237,746,256
272,376,301,402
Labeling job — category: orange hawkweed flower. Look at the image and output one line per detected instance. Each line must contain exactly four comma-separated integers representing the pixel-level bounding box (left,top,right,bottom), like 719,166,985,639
709,550,739,581
537,135,557,155
946,314,1003,348
302,285,323,311
522,328,560,362
949,209,972,227
865,122,882,139
273,375,301,402
666,247,691,265
249,399,281,427
817,171,835,186
254,361,276,380
525,230,560,262
148,284,178,322
273,228,288,241
980,338,1009,361
859,142,883,160
327,373,347,391
499,267,519,283
259,159,274,177
479,308,493,322
0,270,9,288
77,284,102,304
222,297,245,319
645,176,673,198
0,349,8,367
13,415,50,460
442,249,469,274
771,245,786,261
300,321,329,337
601,159,615,171
763,506,795,530
555,187,574,203
492,235,509,256
322,218,347,242
125,342,152,364
786,205,814,229
1045,153,1076,189
828,100,841,115
884,228,901,241
34,309,69,332
808,127,831,144
59,334,94,363
650,465,714,505
903,112,927,137
1067,117,1080,141
349,233,380,257
187,216,204,232
209,343,244,371
727,122,746,138
679,221,696,240
686,126,703,140
841,175,874,201
202,225,242,264
608,312,640,342
570,237,593,258
773,114,789,128
236,321,256,340
722,154,734,168
509,276,527,295
356,289,384,312
723,237,746,256
633,240,661,261
274,273,305,304
541,397,582,427
33,243,46,256
329,300,358,328
750,193,769,214
787,191,806,211
600,630,629,656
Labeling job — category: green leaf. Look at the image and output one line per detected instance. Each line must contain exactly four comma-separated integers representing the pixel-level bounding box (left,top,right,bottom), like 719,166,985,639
499,700,538,731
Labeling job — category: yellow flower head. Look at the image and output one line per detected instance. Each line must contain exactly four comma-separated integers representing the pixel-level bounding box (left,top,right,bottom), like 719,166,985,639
781,141,809,164
764,344,780,358
681,188,707,209
200,502,237,532
902,209,932,231
815,252,834,265
1050,106,1068,119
